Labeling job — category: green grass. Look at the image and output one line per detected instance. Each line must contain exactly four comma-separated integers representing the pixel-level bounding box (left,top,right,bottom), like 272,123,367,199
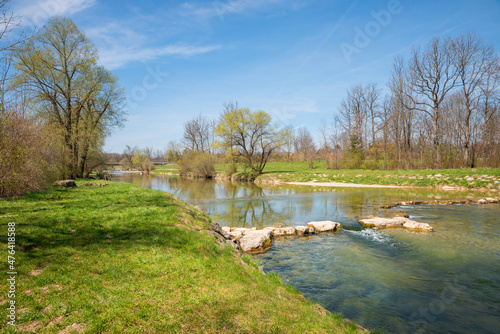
211,161,500,189
0,181,361,333
151,164,179,176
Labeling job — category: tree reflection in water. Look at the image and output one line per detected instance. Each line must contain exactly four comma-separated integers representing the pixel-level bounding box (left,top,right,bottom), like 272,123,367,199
112,173,485,229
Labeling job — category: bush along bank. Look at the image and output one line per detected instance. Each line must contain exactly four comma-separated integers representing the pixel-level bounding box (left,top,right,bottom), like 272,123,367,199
0,180,366,333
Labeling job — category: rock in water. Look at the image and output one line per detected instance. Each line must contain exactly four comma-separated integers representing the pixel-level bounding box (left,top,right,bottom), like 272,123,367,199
272,227,297,237
234,227,255,234
359,217,433,231
239,230,273,253
358,217,405,229
295,226,313,235
402,220,433,231
306,221,341,232
54,180,76,188
228,231,243,240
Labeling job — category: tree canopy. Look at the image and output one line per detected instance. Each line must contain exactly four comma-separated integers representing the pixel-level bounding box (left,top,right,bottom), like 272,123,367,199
14,16,125,178
214,108,287,175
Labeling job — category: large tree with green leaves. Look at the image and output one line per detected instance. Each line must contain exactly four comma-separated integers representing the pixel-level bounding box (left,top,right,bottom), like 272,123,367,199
214,108,287,175
14,16,125,178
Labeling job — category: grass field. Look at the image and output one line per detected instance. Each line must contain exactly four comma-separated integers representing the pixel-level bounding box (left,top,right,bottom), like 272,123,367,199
151,164,179,175
0,181,363,333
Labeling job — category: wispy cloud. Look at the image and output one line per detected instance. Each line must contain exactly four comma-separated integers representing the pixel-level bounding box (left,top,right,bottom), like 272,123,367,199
15,0,96,25
99,44,221,70
85,22,221,69
178,0,297,22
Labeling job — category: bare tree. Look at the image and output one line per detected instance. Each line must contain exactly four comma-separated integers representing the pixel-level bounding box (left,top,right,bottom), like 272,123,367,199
331,116,342,169
380,96,392,169
451,33,499,167
182,114,215,153
406,37,459,166
318,121,331,168
388,55,417,168
0,0,33,112
333,33,499,169
363,83,381,148
339,84,366,150
478,62,500,165
294,127,316,169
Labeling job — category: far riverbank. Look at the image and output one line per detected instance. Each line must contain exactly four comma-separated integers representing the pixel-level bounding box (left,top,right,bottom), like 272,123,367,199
148,161,500,191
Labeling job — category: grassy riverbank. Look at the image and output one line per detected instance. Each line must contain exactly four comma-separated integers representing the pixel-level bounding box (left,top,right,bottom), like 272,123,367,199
257,162,500,189
0,181,363,333
153,161,500,190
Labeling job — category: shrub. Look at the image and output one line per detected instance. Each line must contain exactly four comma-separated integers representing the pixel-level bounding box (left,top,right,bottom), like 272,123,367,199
225,162,238,176
0,110,59,197
178,151,215,178
131,149,155,174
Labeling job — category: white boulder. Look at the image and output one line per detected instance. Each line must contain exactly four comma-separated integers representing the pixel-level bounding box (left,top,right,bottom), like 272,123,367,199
306,221,341,232
359,217,433,231
272,227,297,237
239,230,273,253
359,217,405,229
228,231,244,240
403,220,433,231
234,227,255,235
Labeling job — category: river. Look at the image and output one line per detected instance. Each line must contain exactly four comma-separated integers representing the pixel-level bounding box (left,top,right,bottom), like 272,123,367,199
111,173,500,333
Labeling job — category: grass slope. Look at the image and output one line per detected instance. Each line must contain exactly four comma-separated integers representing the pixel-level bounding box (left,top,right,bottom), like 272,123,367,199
0,181,362,333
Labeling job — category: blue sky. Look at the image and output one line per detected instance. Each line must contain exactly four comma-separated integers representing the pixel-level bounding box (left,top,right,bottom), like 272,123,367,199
14,0,500,153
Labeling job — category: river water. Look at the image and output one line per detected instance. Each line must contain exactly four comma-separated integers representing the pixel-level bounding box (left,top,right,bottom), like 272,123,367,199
112,173,500,333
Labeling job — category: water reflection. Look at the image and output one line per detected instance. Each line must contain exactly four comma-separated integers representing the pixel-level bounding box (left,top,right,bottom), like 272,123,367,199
111,173,493,229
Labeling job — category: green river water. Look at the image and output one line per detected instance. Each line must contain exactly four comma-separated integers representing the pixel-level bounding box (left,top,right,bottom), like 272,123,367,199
112,173,500,333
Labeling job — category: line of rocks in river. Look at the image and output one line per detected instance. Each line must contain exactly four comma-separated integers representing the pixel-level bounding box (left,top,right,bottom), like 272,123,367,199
221,217,435,253
209,197,500,254
222,221,341,254
379,197,500,209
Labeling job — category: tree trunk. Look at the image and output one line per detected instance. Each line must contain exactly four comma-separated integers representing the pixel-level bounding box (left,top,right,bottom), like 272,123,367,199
432,109,441,168
463,108,472,167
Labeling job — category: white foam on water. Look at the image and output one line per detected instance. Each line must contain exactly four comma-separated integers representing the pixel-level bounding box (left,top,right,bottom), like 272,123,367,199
348,228,395,246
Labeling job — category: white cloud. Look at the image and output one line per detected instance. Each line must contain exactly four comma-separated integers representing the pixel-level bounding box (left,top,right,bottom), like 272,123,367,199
15,0,96,25
179,0,295,22
84,21,221,69
98,44,221,70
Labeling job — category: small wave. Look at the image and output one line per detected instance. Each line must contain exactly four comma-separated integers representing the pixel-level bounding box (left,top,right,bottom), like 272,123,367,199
348,228,394,244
